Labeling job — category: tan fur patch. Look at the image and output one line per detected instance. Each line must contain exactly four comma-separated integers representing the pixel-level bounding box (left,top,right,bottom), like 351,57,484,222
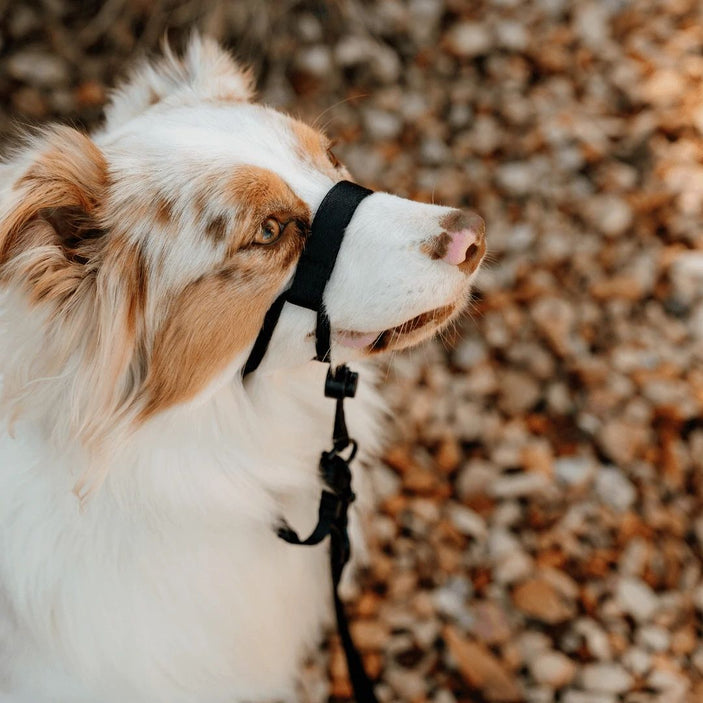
106,235,148,335
139,265,281,419
89,235,150,412
205,214,229,243
289,120,339,178
438,210,485,238
224,165,310,256
154,197,174,226
422,231,452,260
226,165,301,211
192,191,208,221
140,165,310,418
17,127,107,201
0,127,108,308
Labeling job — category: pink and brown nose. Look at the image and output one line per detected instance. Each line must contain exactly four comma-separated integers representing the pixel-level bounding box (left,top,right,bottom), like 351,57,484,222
424,210,486,274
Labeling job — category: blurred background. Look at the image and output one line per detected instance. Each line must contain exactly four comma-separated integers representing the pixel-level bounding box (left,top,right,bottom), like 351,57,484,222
1,1,702,701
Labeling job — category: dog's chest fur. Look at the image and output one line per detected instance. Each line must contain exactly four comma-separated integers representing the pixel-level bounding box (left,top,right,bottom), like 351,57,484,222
0,360,382,702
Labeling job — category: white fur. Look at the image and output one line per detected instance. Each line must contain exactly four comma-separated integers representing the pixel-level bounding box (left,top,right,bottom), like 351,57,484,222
0,37,481,702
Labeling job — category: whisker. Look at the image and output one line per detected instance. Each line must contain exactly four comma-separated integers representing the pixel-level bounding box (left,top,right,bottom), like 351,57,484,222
312,94,370,130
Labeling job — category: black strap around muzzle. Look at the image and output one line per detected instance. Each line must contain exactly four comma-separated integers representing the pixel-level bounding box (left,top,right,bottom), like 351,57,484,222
242,180,373,375
242,180,379,703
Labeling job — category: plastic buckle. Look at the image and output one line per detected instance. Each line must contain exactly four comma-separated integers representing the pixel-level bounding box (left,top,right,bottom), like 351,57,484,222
324,365,358,399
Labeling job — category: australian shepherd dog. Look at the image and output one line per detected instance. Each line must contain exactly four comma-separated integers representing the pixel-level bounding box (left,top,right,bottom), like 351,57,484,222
0,36,485,702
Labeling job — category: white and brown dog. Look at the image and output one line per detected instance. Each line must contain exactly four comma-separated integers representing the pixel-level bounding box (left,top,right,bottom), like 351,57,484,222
0,37,485,702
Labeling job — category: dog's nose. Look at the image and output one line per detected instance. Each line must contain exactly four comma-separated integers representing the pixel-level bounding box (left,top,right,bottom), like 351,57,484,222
426,209,486,273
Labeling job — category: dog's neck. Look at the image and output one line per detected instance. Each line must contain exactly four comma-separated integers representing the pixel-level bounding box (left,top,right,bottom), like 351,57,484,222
1,318,380,522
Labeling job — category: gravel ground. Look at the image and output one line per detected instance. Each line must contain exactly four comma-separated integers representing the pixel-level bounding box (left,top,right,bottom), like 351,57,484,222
2,1,703,702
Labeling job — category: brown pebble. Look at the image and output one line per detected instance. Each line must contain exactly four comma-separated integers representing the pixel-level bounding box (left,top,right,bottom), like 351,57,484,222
443,626,522,702
512,578,576,624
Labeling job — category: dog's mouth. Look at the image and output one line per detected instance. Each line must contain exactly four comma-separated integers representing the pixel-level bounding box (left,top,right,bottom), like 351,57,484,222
337,304,456,353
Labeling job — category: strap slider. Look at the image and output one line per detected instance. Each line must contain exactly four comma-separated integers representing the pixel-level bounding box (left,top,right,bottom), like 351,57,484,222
325,365,358,399
321,450,356,505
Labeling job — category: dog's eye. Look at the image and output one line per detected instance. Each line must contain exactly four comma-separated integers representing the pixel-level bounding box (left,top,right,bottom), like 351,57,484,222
327,148,341,169
256,218,282,245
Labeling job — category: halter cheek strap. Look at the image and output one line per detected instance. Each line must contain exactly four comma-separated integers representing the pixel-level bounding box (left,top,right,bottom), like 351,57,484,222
241,180,379,703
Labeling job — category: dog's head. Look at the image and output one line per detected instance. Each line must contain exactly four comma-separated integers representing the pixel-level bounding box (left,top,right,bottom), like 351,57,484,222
0,36,485,445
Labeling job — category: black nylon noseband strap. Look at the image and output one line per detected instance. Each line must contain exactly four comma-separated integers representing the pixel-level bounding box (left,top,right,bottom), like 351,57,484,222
242,181,373,376
286,181,373,313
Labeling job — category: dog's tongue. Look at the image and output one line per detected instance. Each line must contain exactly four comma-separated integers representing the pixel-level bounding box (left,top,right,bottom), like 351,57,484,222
337,331,380,349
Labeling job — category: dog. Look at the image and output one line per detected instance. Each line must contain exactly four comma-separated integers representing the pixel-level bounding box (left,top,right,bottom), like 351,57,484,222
0,36,485,702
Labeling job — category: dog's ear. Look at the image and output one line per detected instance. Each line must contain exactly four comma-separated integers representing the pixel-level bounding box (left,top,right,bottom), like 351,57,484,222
104,34,255,129
0,125,108,305
0,125,147,469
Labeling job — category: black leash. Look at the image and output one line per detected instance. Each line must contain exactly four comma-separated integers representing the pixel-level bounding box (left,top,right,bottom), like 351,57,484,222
243,181,379,703
276,365,378,703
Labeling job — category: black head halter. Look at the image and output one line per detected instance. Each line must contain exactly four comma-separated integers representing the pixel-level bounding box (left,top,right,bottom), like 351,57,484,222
242,180,373,376
242,180,379,703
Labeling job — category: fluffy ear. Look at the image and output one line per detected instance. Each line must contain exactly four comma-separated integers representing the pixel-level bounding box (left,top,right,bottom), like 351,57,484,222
0,125,108,305
0,125,146,474
104,34,255,129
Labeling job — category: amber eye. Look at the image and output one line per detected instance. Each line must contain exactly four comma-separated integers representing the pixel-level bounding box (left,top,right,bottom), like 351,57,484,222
255,218,282,245
327,148,341,169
